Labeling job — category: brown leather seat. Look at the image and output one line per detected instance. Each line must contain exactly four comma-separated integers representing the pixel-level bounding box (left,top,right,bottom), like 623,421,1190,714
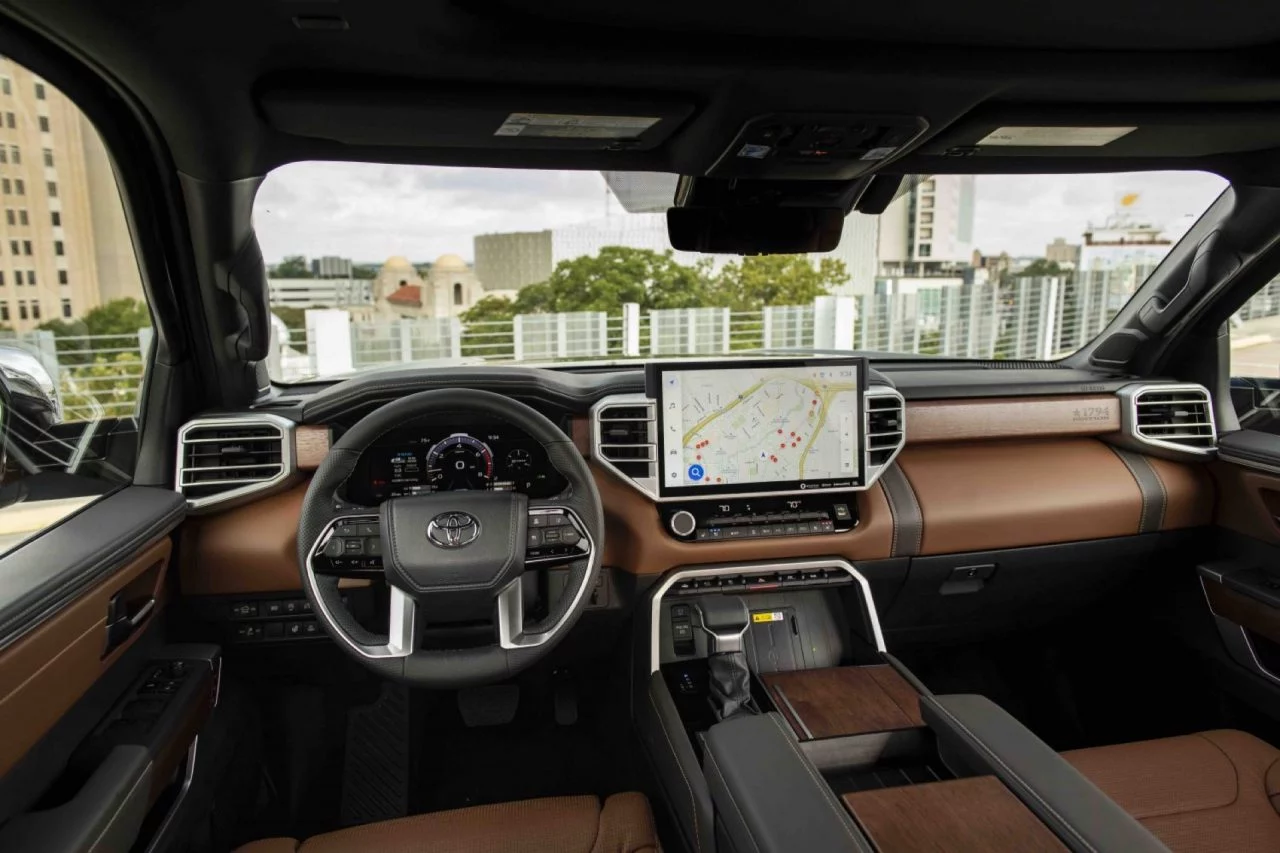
1063,729,1280,853
234,792,658,853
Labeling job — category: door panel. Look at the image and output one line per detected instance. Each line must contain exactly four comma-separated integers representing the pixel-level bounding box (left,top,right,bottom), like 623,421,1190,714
0,486,190,852
0,537,170,775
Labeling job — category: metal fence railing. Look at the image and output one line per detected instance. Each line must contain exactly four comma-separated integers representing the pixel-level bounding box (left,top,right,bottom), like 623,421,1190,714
12,264,1280,420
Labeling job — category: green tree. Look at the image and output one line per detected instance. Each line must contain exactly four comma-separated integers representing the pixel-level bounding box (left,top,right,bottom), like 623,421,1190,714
273,255,312,278
516,246,715,313
1019,258,1066,279
59,352,145,419
715,255,848,311
351,264,378,280
459,295,519,324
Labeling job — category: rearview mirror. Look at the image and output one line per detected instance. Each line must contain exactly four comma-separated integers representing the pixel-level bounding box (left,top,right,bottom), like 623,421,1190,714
667,206,844,254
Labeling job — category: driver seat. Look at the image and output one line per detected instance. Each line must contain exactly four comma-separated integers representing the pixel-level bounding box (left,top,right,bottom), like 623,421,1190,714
233,792,659,853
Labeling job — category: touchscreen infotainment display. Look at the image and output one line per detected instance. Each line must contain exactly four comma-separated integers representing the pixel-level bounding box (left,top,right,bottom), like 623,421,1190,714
647,358,866,498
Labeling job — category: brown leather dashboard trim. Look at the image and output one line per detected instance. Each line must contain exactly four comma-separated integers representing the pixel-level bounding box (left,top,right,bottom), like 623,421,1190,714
895,438,1207,555
179,483,369,595
905,395,1120,443
180,418,1212,589
0,537,170,775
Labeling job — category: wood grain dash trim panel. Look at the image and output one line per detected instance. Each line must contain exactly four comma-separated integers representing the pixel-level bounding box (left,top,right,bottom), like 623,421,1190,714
906,395,1120,443
0,537,170,775
294,425,331,470
844,776,1068,852
762,665,924,741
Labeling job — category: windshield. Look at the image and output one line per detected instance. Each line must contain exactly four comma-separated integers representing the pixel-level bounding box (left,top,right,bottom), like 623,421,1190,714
254,165,1227,381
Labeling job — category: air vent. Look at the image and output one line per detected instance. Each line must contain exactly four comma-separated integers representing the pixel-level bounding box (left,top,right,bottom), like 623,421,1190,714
1131,386,1216,452
594,397,657,481
865,388,906,473
177,416,296,509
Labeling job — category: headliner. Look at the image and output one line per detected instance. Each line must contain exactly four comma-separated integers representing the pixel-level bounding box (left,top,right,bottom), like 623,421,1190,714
5,0,1280,183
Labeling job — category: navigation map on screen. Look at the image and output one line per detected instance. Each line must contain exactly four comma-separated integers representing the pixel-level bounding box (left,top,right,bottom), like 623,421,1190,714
656,362,862,493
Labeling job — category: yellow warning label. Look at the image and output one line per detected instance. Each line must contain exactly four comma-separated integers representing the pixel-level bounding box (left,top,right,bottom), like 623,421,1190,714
752,611,785,624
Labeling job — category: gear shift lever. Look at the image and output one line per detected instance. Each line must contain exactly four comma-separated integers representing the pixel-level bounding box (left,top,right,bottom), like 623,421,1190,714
695,596,755,721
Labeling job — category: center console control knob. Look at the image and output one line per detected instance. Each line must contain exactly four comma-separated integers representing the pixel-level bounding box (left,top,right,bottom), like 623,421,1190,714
669,510,697,538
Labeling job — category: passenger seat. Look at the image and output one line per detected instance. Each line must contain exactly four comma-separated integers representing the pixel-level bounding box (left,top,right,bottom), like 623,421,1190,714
1063,730,1280,853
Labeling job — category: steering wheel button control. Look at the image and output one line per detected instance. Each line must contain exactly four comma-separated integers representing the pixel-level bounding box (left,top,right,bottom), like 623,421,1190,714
527,530,544,548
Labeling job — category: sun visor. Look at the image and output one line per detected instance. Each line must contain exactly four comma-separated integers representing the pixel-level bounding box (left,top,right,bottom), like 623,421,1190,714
258,82,695,151
914,105,1280,160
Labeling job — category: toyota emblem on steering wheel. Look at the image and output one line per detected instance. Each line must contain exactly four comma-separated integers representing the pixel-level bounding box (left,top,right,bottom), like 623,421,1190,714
427,511,480,548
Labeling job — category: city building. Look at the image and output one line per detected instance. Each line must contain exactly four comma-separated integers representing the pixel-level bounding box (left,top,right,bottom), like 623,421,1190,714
1079,213,1172,272
1045,237,1081,268
310,255,353,278
0,61,144,331
474,230,552,294
366,254,488,320
267,278,372,308
877,175,976,278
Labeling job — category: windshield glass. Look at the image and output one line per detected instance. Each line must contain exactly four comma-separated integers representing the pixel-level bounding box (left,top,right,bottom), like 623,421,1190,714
254,165,1226,381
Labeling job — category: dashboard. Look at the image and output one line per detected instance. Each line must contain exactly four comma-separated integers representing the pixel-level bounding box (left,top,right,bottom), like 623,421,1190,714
344,417,568,504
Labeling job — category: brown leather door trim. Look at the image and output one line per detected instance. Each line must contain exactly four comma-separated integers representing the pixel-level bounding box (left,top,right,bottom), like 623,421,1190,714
0,537,171,775
1210,460,1280,543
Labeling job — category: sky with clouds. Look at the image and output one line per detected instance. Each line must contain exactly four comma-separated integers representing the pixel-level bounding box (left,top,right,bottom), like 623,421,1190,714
254,162,1229,265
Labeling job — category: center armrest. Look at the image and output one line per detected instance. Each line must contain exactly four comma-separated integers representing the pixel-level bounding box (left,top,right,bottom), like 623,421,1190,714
702,712,875,853
921,694,1170,853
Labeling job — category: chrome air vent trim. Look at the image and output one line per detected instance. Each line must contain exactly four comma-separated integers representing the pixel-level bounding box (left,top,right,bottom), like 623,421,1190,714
1116,383,1216,460
865,386,907,482
176,414,298,512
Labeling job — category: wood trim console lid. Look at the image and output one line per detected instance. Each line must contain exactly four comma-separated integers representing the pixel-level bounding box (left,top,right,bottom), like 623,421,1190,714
844,776,1068,852
762,665,924,741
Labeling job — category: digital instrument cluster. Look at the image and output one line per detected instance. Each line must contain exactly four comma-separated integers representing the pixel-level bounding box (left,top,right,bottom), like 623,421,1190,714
346,419,568,503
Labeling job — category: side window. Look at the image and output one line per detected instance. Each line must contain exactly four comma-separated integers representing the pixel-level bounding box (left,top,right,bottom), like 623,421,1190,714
1229,276,1280,431
0,57,149,555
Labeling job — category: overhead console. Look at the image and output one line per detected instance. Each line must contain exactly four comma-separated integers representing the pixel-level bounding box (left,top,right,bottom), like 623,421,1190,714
707,113,928,180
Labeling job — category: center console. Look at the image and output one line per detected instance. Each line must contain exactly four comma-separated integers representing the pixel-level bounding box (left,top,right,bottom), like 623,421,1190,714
637,555,1169,853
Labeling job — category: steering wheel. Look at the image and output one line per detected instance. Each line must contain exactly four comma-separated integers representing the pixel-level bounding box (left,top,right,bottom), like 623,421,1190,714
295,389,604,688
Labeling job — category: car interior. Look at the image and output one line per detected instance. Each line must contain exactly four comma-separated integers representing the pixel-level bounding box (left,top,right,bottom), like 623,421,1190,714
9,1,1280,852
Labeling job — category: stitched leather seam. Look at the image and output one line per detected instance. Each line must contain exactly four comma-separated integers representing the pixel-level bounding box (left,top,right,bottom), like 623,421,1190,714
1195,733,1243,807
1146,458,1168,530
647,690,701,853
1111,449,1150,533
880,479,901,557
924,697,1096,853
704,749,762,853
897,466,924,555
765,713,871,851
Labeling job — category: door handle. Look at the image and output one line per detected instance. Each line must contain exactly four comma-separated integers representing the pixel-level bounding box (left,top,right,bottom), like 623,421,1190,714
104,593,155,657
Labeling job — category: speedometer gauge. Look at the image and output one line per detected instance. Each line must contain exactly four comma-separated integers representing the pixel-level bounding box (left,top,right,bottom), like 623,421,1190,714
425,433,494,491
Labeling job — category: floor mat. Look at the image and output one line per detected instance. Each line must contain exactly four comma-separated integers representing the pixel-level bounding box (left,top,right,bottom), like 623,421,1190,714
340,682,411,826
410,667,639,814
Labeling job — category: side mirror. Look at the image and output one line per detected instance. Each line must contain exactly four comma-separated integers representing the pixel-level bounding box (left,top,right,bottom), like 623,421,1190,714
0,344,61,432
